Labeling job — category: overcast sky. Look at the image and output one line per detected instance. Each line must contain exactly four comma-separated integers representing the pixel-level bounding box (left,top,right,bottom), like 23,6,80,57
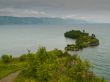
0,0,110,22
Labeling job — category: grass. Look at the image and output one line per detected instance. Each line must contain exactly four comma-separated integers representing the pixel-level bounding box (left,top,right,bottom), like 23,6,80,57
14,73,36,82
0,60,26,80
13,48,107,82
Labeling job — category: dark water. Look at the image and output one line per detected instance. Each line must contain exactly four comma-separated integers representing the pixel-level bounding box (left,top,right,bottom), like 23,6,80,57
0,24,110,80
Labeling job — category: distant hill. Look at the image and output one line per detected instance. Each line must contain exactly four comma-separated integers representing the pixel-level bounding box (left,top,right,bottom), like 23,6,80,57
0,16,89,25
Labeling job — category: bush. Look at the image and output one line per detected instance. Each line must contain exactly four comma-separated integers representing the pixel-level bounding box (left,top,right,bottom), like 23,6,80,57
15,48,107,82
19,54,27,61
1,54,13,63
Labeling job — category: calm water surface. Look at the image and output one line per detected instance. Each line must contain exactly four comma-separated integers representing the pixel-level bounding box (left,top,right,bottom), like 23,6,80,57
0,24,110,81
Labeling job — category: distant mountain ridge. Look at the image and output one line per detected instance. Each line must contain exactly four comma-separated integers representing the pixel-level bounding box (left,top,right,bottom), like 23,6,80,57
0,16,89,25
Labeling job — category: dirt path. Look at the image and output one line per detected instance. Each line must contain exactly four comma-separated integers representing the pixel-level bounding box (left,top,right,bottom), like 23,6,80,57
0,71,20,82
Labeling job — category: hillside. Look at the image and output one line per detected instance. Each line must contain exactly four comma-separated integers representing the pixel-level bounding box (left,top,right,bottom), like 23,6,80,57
0,16,88,25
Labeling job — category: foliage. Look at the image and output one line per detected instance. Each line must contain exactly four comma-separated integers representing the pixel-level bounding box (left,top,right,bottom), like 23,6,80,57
19,54,27,61
1,54,13,63
14,47,107,82
0,54,26,79
0,61,26,79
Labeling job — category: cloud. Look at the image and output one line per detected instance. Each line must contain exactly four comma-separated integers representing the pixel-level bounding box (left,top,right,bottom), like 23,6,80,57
61,14,95,20
0,0,110,11
0,8,46,17
61,14,110,23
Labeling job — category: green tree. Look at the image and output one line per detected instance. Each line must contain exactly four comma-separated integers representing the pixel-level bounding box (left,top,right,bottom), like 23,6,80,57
1,54,13,63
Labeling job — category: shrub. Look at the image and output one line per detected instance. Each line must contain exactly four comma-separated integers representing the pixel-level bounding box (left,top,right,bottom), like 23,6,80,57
1,54,13,63
19,54,27,61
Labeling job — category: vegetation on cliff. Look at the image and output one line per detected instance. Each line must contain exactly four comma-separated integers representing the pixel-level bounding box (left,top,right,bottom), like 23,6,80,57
14,47,106,82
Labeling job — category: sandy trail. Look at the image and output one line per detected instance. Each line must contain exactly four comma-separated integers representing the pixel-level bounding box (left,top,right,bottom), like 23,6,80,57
0,71,20,82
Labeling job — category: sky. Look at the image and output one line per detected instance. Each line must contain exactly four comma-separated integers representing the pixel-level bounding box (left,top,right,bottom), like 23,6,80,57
0,0,110,23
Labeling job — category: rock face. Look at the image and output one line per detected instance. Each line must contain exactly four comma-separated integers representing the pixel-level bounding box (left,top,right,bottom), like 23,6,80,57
64,30,99,51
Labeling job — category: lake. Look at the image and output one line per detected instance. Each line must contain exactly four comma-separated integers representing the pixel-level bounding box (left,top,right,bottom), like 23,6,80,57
0,24,110,81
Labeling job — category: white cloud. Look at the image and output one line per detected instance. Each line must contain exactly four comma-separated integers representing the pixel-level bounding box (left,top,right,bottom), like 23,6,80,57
61,14,110,23
0,8,46,17
61,14,96,20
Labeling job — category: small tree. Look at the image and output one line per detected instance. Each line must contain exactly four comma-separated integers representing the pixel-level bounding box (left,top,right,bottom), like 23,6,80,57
1,54,13,63
19,54,27,61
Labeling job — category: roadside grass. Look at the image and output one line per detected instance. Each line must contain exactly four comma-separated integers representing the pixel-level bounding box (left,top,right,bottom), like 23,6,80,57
14,73,36,82
0,60,26,80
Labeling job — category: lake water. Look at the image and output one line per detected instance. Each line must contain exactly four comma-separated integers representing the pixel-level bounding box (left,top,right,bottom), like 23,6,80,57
0,24,110,81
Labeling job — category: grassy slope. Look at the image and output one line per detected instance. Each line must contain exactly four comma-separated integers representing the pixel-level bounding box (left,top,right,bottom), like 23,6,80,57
14,48,107,82
0,60,26,80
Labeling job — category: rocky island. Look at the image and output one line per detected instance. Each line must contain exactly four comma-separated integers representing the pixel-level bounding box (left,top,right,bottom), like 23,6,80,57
64,30,99,51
